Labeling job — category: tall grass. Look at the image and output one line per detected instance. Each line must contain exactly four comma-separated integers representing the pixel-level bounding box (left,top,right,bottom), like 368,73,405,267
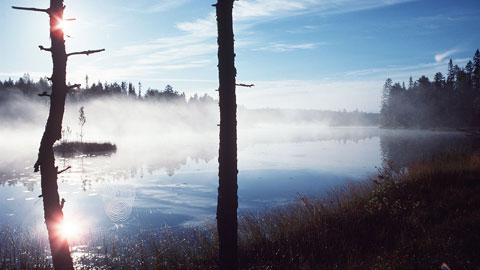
0,226,52,269
2,152,479,269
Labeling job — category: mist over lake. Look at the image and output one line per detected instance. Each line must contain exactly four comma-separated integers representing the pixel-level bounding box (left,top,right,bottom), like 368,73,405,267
1,0,480,267
1,96,476,237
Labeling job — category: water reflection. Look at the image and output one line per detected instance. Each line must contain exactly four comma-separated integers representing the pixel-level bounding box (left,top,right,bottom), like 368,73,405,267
102,183,136,223
0,127,478,233
379,129,480,168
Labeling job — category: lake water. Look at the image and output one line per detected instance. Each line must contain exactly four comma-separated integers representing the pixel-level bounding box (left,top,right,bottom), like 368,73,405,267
0,125,476,241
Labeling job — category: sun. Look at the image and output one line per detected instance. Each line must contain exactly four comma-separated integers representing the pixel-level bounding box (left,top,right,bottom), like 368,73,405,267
56,19,68,32
57,19,65,31
53,17,72,35
59,219,78,240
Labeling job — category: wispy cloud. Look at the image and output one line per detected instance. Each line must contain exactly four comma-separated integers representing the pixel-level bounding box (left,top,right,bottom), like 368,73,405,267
342,57,471,81
121,0,191,14
304,25,320,30
344,62,446,77
234,0,308,20
253,42,325,52
111,0,415,71
176,13,217,38
434,49,457,63
148,0,190,13
75,0,423,89
233,0,417,21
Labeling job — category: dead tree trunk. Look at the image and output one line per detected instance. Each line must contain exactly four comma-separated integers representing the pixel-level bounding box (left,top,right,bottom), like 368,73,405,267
12,1,103,269
215,0,238,269
38,2,72,269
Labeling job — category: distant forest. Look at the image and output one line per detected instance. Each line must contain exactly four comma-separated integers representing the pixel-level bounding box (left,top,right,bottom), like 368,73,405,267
0,76,214,104
381,49,480,128
0,76,379,126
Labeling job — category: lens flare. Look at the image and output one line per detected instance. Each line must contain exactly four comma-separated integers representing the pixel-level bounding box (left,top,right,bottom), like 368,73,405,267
53,17,69,34
59,219,78,239
57,19,66,32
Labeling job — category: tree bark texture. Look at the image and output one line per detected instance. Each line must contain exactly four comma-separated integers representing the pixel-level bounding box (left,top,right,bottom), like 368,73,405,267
215,0,238,269
35,0,74,269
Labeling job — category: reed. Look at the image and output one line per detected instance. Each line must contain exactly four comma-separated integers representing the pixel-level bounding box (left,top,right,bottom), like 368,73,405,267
2,151,479,269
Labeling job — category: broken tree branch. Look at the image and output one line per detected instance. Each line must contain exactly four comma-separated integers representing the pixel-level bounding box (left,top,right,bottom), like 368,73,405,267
34,160,40,172
12,6,49,14
67,49,105,57
57,166,72,175
39,45,52,52
236,83,254,88
38,91,51,97
67,84,81,90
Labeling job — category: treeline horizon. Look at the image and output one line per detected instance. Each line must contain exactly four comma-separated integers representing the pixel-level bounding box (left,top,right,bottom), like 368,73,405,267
0,75,379,126
380,49,480,128
0,75,216,104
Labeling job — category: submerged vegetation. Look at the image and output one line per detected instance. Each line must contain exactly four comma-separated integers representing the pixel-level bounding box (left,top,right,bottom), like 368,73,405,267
2,151,479,269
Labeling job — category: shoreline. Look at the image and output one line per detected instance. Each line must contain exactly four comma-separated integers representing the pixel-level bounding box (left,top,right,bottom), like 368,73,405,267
1,151,479,269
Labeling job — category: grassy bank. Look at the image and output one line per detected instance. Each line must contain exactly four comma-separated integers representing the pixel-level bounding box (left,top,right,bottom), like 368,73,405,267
2,152,480,269
234,153,480,269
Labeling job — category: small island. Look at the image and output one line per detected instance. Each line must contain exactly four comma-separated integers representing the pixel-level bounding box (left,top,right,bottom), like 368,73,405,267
53,141,117,157
53,106,116,157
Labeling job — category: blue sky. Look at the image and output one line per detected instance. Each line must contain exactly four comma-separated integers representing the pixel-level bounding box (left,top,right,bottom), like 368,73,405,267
1,0,479,111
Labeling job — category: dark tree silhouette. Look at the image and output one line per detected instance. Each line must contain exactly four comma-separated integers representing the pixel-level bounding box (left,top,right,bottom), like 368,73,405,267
215,0,238,268
474,49,480,90
380,49,480,129
12,1,104,269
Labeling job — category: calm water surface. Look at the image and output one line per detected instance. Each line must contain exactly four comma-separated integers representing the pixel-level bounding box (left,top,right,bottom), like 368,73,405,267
0,126,475,238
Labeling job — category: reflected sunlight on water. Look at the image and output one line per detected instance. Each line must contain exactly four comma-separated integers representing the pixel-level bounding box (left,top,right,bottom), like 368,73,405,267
102,183,136,223
1,126,477,238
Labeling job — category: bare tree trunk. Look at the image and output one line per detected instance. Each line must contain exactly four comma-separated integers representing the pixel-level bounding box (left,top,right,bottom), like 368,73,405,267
12,1,104,269
215,0,238,269
33,1,74,269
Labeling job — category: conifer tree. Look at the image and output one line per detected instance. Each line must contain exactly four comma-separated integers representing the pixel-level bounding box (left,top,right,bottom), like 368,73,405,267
473,49,480,90
447,59,455,87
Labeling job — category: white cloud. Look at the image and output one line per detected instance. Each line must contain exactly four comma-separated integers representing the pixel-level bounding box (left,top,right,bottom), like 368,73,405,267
253,42,325,52
148,0,190,13
121,0,191,14
65,0,422,99
344,62,447,77
233,0,417,21
341,57,471,82
137,43,217,65
233,0,309,20
113,0,419,61
434,49,457,63
176,13,217,38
